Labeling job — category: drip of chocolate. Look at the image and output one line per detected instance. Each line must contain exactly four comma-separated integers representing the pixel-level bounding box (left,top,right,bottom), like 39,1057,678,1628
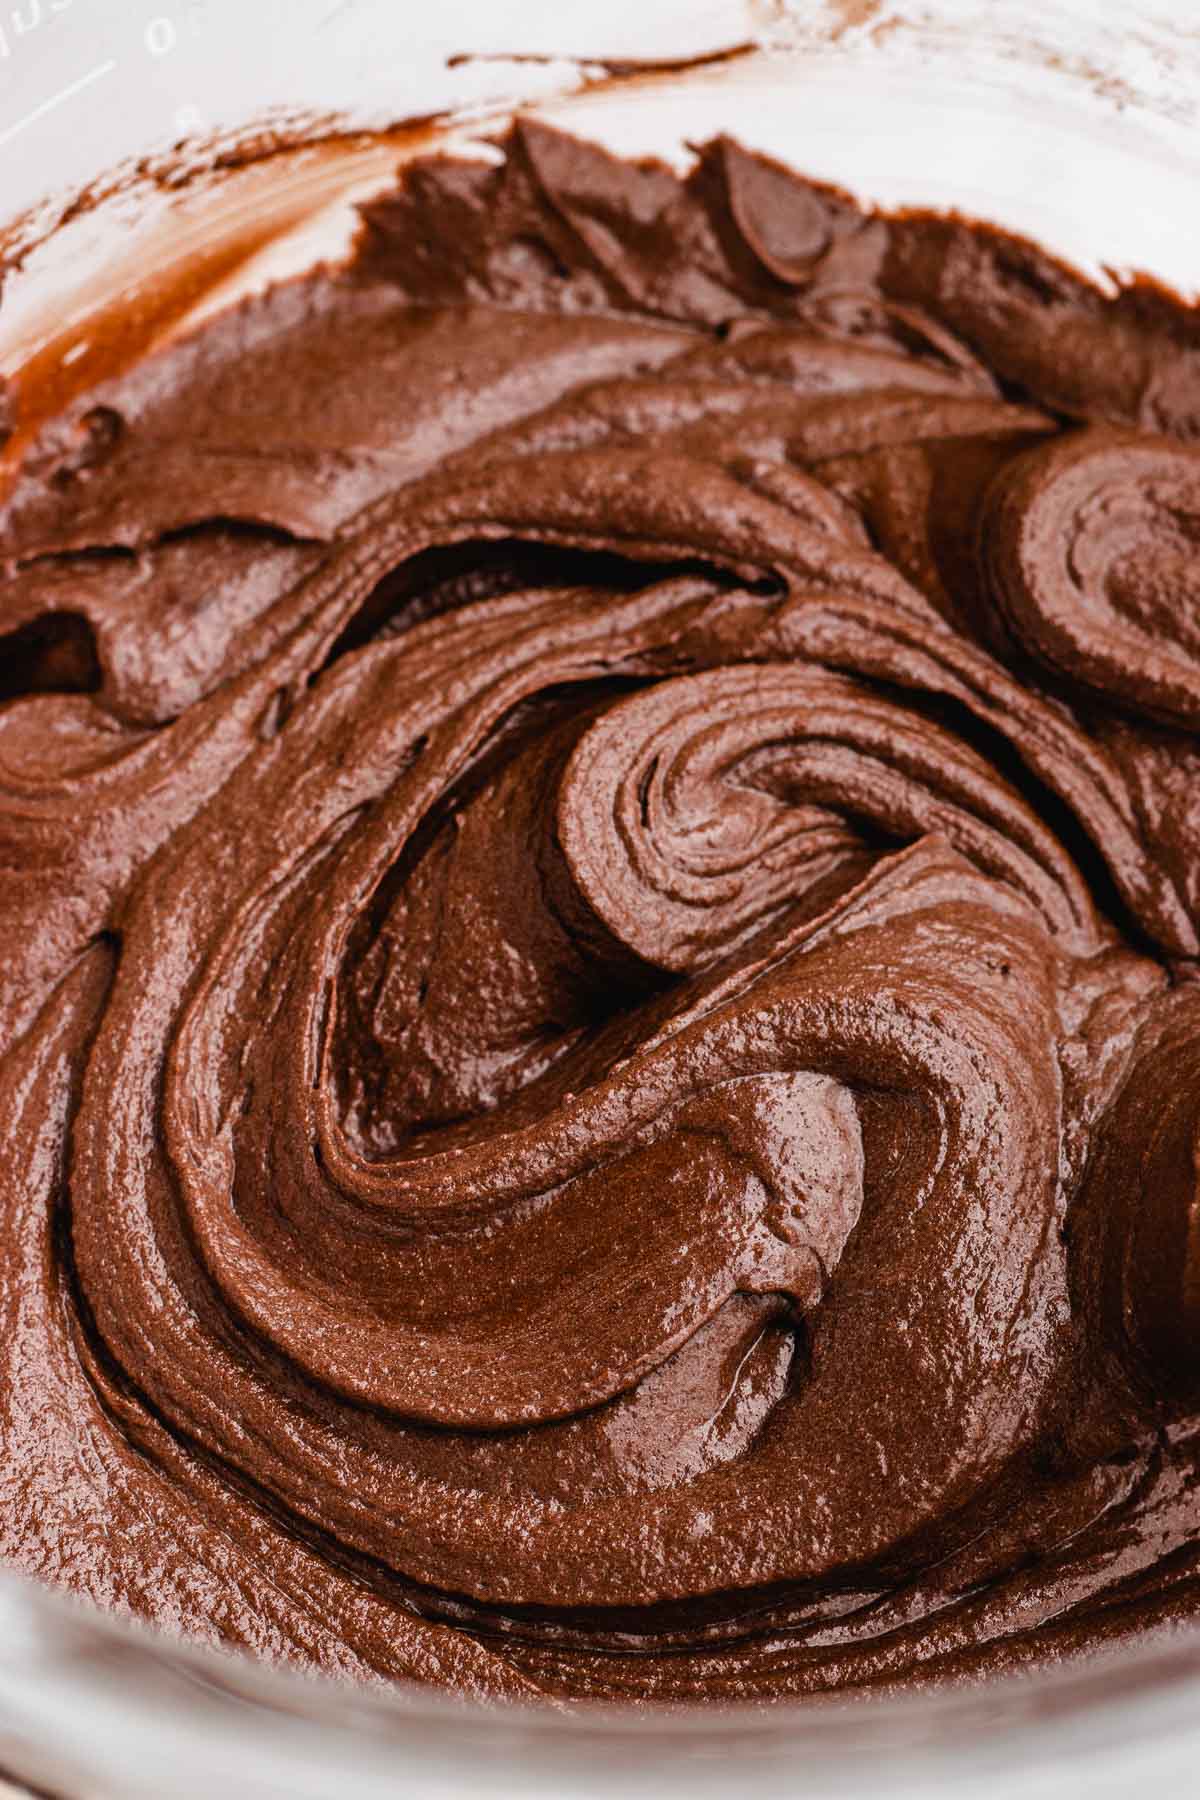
1,122,1199,1701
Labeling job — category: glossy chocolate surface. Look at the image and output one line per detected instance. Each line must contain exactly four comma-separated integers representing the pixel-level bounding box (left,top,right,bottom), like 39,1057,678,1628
1,125,1199,1700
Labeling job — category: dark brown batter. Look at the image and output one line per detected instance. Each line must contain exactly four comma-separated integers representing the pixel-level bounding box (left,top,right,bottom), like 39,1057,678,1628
1,122,1200,1702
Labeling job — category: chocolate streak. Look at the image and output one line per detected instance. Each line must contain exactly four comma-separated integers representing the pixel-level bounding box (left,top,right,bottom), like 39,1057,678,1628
1,124,1199,1701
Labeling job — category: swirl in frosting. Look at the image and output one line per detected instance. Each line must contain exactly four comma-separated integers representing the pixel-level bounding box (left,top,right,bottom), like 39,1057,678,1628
1,124,1199,1701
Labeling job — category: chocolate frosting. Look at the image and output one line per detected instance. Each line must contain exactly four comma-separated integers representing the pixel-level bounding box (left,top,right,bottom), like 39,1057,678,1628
1,123,1200,1702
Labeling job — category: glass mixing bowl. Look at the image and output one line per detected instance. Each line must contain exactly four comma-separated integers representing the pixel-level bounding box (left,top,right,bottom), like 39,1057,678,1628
0,3,1198,1794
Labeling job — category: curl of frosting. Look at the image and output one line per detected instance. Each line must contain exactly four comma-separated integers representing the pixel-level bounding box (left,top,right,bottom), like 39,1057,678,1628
982,427,1200,728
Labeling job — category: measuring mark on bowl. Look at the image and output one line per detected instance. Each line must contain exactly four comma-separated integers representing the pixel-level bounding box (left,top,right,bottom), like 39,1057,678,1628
0,55,116,149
